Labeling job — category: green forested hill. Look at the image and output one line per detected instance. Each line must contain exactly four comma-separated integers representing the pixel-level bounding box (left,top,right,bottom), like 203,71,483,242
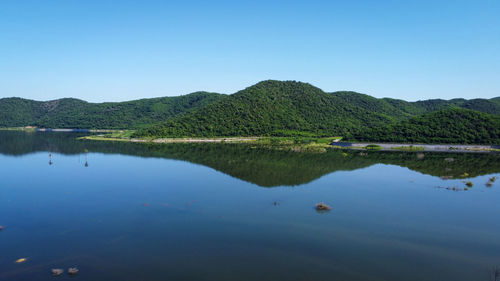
134,81,397,138
2,80,499,144
0,92,224,129
332,93,500,117
350,108,500,144
134,80,500,142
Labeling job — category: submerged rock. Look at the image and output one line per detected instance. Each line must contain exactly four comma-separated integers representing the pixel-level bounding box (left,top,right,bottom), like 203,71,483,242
0,225,4,231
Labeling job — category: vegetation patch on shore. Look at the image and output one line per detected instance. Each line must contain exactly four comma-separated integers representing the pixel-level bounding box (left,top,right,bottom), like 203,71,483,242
365,144,383,150
81,134,339,153
391,145,425,151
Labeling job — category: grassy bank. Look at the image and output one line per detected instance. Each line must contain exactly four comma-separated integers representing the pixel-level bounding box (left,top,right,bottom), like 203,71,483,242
75,132,500,153
0,127,36,132
391,145,425,151
79,133,342,153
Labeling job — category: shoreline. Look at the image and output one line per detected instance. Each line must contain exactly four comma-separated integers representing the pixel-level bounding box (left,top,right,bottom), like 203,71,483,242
79,135,261,143
79,135,500,153
3,128,497,153
333,142,500,153
0,127,119,133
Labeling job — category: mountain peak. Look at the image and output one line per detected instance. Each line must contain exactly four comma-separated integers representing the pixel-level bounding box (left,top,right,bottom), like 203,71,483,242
251,80,318,89
234,80,325,99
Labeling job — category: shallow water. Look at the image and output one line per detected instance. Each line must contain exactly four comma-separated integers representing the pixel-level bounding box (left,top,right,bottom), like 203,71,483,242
0,131,499,281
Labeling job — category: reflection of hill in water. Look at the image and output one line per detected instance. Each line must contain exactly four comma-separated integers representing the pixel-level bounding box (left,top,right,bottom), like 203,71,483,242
1,131,499,187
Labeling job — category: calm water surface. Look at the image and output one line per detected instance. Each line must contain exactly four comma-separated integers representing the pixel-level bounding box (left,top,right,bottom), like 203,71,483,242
1,131,499,281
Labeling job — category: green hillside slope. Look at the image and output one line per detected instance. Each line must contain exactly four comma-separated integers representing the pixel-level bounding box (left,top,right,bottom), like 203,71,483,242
0,92,224,129
134,81,404,138
350,108,500,144
1,80,499,144
134,80,500,139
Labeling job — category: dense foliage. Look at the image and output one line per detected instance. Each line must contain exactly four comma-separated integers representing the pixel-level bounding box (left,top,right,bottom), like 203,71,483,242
0,92,224,129
2,80,500,144
134,80,500,144
134,81,405,138
350,108,500,144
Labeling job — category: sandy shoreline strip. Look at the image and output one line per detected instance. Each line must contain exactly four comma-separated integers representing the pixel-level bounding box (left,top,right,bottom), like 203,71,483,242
333,142,500,153
81,136,499,153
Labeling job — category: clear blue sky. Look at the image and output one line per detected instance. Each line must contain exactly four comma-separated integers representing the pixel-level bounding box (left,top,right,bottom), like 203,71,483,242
1,0,499,102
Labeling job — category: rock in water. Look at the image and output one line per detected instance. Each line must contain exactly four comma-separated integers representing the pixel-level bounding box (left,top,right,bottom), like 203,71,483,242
52,269,63,276
315,202,332,211
68,267,79,275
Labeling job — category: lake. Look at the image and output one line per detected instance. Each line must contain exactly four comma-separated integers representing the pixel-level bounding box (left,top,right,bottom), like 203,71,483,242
1,131,499,281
